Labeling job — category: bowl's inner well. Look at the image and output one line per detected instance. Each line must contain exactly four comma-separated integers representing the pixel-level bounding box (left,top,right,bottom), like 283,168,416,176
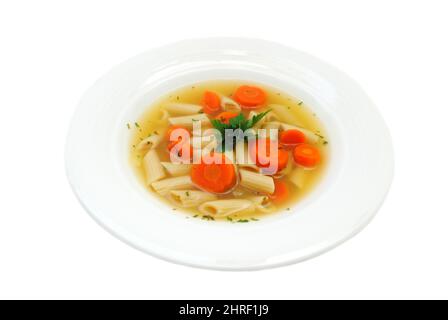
116,64,344,224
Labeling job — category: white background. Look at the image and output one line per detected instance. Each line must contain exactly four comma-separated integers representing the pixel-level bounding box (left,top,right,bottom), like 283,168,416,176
1,0,447,300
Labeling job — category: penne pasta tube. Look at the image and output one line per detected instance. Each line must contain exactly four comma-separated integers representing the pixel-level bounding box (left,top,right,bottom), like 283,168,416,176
198,199,255,217
259,122,280,139
160,162,192,176
279,123,320,144
265,112,280,122
151,175,194,195
136,134,163,151
248,111,266,129
220,96,240,112
169,190,217,208
268,104,303,125
288,166,308,189
168,114,211,128
164,103,203,115
239,169,275,194
262,121,282,130
159,109,170,122
143,149,166,185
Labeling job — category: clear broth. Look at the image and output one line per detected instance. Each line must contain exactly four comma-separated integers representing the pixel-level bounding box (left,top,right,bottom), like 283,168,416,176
129,81,328,221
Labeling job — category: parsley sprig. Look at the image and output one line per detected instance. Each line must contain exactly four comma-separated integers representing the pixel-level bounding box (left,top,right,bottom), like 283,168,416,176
211,110,270,134
210,110,271,149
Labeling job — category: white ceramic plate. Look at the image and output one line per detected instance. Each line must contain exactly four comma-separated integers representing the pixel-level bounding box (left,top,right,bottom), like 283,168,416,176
66,38,393,270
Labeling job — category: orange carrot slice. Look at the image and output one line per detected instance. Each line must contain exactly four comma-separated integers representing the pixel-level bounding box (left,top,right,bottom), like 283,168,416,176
293,143,320,167
191,153,237,194
202,91,222,114
215,111,239,124
280,129,306,148
234,85,267,109
269,180,289,203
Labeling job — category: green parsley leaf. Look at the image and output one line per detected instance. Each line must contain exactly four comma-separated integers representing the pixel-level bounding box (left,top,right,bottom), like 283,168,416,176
211,110,271,148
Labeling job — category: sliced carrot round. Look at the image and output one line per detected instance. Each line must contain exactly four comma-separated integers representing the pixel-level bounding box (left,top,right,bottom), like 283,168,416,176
280,129,306,148
269,180,289,203
233,85,267,109
215,111,239,125
191,153,237,194
202,91,222,114
293,143,321,168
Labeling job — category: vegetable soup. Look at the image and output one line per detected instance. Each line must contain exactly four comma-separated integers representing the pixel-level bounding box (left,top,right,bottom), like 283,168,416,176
129,81,328,221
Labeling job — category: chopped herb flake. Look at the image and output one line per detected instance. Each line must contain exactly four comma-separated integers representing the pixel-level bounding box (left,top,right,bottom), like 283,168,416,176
237,219,249,223
126,123,131,129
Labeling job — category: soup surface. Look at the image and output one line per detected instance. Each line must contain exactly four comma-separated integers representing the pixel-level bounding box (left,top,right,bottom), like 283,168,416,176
129,81,328,222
